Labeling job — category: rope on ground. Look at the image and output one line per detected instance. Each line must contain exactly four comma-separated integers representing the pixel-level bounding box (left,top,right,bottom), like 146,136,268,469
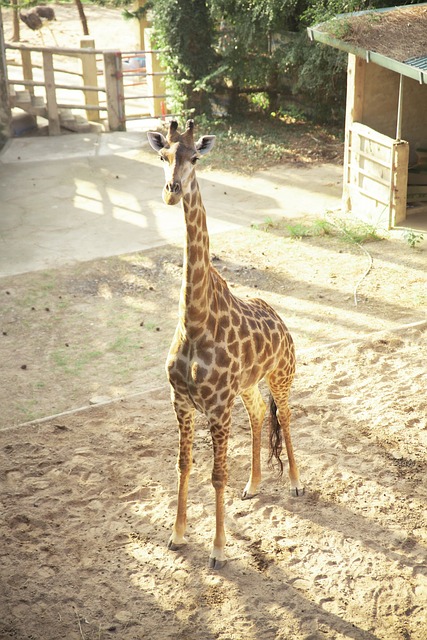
324,214,374,306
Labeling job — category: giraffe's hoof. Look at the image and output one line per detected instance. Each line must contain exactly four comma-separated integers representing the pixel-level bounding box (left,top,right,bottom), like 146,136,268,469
208,556,227,570
290,486,305,497
241,490,258,500
168,539,187,551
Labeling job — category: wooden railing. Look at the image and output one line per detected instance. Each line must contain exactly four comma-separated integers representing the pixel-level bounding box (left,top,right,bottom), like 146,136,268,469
5,38,167,135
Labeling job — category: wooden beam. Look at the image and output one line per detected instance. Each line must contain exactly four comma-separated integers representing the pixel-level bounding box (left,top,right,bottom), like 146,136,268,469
133,0,152,50
103,51,125,132
391,141,409,225
80,38,100,122
343,54,366,211
42,51,60,135
144,28,165,118
21,49,34,98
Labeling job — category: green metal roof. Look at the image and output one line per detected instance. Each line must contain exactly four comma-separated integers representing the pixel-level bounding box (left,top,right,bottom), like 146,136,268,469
307,3,427,85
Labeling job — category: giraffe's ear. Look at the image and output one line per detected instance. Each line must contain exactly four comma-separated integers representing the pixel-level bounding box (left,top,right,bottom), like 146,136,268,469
147,131,167,152
195,135,216,156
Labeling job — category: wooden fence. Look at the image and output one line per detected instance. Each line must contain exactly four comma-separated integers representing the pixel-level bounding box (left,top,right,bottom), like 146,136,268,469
5,38,167,135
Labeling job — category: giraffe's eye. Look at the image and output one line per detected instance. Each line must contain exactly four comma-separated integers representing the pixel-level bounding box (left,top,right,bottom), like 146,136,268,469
160,155,166,162
191,156,198,165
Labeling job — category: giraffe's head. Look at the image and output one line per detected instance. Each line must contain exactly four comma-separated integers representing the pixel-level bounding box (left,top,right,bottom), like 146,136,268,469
147,120,215,205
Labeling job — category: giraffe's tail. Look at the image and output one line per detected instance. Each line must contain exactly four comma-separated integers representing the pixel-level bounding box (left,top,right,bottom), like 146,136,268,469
268,395,284,477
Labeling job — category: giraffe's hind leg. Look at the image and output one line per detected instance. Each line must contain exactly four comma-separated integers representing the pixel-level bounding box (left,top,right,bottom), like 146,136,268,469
240,385,267,499
267,369,304,497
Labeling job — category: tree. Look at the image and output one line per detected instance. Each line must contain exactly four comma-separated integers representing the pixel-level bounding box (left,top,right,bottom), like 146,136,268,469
74,0,89,36
149,0,217,116
148,0,346,119
147,0,423,121
10,0,18,41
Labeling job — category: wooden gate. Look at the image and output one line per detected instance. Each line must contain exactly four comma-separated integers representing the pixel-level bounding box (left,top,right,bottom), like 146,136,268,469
343,122,409,228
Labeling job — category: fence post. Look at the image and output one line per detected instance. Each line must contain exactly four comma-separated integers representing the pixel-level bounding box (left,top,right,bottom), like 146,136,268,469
133,0,152,49
80,37,100,122
42,50,60,135
144,28,165,118
103,51,125,132
21,49,34,98
391,140,409,226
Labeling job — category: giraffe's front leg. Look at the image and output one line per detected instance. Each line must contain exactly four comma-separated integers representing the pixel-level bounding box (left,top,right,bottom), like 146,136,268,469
168,397,195,551
208,411,231,569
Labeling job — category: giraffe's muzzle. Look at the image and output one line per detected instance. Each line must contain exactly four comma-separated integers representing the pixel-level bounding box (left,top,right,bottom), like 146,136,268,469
163,181,182,206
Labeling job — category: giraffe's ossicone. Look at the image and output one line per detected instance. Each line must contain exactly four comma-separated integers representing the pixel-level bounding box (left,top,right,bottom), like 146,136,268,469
147,119,304,569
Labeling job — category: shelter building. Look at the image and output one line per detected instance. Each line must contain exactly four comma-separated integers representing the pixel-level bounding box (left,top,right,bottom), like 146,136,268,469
308,3,427,232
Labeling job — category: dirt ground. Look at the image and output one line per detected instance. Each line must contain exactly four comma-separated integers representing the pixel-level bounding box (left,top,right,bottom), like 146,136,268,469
1,221,426,428
1,5,427,640
0,321,426,640
3,4,142,50
1,217,427,640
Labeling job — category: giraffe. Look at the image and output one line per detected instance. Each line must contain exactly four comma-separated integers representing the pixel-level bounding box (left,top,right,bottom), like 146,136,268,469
147,119,304,569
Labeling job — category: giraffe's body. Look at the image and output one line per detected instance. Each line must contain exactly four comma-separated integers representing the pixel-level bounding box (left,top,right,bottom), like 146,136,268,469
147,120,303,568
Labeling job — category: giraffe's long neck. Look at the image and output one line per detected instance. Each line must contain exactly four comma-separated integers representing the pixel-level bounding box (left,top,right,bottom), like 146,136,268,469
179,175,211,333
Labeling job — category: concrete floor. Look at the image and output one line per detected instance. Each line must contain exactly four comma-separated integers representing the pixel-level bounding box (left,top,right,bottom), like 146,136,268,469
400,206,427,234
0,131,344,277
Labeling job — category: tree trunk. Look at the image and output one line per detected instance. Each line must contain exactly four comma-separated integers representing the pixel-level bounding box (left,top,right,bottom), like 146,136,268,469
74,0,89,36
267,67,280,113
12,0,20,42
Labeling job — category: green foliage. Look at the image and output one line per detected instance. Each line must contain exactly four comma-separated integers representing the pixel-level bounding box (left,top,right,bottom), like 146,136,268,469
324,217,382,244
274,32,347,121
29,0,420,122
193,113,341,173
286,222,314,238
301,0,366,26
144,0,318,118
403,230,424,249
149,0,217,116
249,92,270,112
265,215,382,244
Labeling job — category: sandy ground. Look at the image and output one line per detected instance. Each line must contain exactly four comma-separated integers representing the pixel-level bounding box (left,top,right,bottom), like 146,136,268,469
1,323,426,640
3,4,141,50
1,219,426,427
1,210,427,640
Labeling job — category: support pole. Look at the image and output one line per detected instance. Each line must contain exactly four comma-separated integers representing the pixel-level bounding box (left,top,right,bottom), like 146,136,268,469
133,0,151,50
343,53,366,212
21,49,34,98
42,50,60,135
145,28,165,118
80,37,100,122
104,51,125,132
396,74,404,141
